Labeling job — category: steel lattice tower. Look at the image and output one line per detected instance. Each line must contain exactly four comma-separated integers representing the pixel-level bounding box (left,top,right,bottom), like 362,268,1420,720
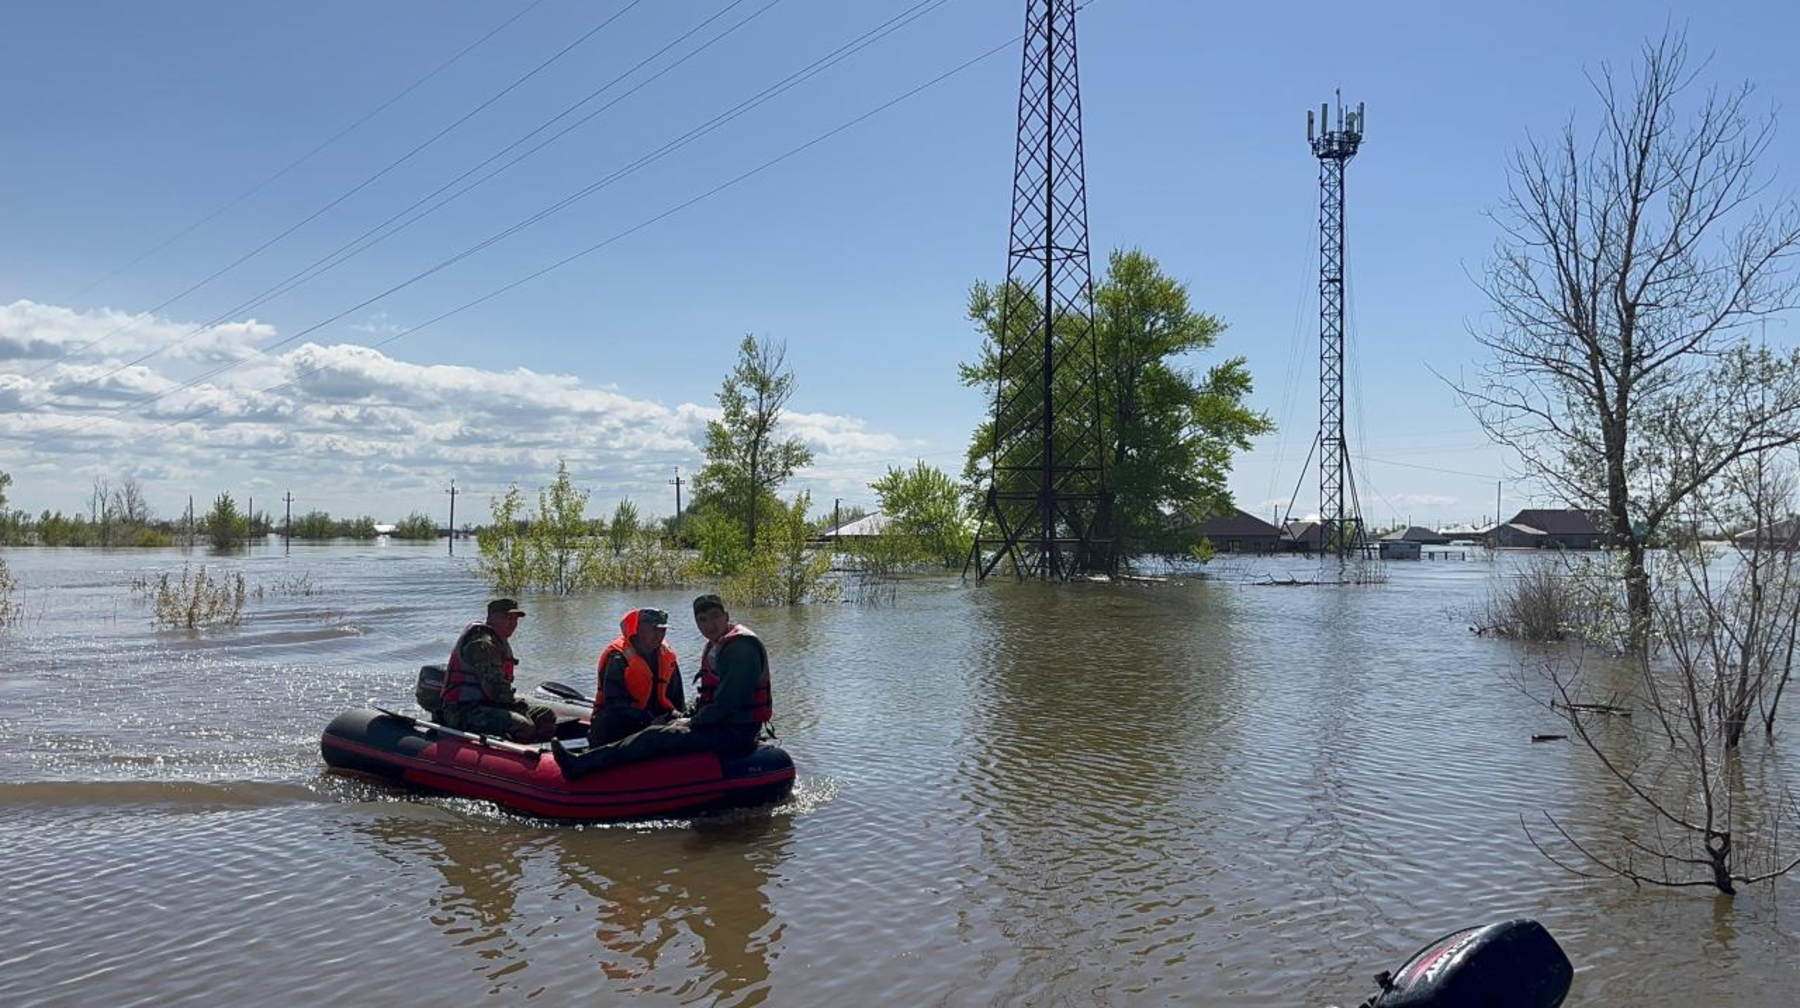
967,0,1113,581
1309,95,1366,558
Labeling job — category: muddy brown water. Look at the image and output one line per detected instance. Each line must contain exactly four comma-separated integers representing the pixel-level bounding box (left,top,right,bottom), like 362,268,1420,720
0,543,1795,1006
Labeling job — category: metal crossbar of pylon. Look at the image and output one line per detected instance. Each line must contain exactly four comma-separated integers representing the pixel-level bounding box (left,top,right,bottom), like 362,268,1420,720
966,0,1113,582
1308,93,1367,558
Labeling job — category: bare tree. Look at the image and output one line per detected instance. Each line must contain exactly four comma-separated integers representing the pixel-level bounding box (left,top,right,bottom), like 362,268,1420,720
88,477,114,547
112,476,152,527
1460,30,1800,631
1527,458,1800,894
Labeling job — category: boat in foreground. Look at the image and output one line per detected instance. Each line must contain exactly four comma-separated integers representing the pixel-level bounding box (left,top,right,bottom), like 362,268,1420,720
320,705,795,821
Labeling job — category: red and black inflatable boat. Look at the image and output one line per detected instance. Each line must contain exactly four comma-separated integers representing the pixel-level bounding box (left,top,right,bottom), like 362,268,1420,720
320,706,795,821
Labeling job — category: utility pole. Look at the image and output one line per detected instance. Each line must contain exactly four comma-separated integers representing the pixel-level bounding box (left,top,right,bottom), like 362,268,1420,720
446,480,458,555
283,491,294,551
668,467,684,536
247,495,253,544
1495,480,1502,528
186,494,194,548
834,497,842,548
1307,92,1368,559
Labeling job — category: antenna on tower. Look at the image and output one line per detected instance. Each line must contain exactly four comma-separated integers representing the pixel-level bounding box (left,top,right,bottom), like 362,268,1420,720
966,0,1113,581
1306,91,1368,558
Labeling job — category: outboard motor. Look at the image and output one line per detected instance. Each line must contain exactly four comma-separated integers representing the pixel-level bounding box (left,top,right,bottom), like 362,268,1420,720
1355,919,1572,1008
414,664,448,719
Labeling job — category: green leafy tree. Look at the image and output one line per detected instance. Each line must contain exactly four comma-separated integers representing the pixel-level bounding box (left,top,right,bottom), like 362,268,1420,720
695,507,751,577
292,510,335,539
336,516,379,540
961,249,1273,563
204,493,246,550
695,335,815,552
870,461,972,568
392,513,438,540
726,492,836,606
608,498,641,555
476,486,532,594
529,461,604,593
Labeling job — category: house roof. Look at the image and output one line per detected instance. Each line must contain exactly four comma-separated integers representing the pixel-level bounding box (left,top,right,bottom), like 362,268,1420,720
1198,508,1282,537
1282,520,1322,539
1382,525,1448,542
1505,509,1601,536
1493,522,1547,537
1733,516,1800,542
820,512,888,538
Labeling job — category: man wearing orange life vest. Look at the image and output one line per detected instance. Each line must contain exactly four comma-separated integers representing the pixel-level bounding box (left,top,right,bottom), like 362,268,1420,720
590,607,685,745
552,593,771,779
440,598,557,742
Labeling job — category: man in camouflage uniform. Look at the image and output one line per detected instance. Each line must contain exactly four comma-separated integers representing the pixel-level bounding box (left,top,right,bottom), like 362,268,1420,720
441,598,557,743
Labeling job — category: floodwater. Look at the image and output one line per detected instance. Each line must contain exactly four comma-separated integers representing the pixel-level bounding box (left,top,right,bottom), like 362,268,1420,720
0,542,1795,1006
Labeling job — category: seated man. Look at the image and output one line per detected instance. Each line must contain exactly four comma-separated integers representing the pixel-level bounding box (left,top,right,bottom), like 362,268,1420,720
553,594,770,779
440,598,557,743
590,607,684,745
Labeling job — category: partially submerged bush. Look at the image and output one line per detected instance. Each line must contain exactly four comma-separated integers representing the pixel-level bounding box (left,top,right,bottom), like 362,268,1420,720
147,565,247,629
1476,556,1625,645
0,556,16,624
725,493,837,606
265,572,320,597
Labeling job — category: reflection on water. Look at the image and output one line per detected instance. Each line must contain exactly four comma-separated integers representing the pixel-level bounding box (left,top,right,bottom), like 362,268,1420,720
1,545,1798,1006
346,810,793,1005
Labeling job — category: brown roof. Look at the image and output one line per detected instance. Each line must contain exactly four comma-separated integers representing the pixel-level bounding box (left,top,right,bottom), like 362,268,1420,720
1198,508,1282,537
1505,509,1601,536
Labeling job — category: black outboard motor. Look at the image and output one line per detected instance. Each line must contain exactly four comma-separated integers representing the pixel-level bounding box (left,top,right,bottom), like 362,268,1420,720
1356,919,1572,1007
414,664,448,719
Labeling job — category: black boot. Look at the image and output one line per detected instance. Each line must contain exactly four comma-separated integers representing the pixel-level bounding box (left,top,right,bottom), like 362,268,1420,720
550,738,584,779
551,738,615,780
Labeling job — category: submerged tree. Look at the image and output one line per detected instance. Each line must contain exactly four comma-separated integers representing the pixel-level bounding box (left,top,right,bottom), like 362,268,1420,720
608,498,640,555
1529,454,1800,894
204,493,245,550
476,485,532,594
1461,30,1800,631
695,335,814,553
869,461,972,569
961,249,1271,563
528,460,604,594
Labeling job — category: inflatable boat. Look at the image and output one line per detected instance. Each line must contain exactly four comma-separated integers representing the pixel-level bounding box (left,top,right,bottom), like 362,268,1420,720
320,681,795,821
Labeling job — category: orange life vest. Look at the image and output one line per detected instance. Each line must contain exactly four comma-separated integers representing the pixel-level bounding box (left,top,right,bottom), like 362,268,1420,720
592,635,679,718
442,621,515,705
698,623,772,724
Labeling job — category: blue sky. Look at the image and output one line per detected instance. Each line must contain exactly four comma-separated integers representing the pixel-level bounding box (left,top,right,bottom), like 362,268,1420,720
3,0,1797,527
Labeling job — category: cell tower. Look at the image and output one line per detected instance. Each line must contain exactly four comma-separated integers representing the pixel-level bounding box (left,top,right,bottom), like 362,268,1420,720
966,0,1114,582
1308,94,1367,557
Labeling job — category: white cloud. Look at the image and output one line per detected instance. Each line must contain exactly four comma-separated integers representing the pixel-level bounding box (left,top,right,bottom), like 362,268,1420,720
0,300,924,519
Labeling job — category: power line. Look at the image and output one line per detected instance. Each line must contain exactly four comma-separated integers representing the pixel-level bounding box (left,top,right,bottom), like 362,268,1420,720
1355,454,1511,481
35,0,784,410
23,0,648,380
61,0,548,304
86,32,1025,451
19,0,961,450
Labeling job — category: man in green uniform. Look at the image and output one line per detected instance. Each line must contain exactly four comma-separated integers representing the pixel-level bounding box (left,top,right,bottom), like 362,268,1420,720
440,598,557,743
551,594,771,779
